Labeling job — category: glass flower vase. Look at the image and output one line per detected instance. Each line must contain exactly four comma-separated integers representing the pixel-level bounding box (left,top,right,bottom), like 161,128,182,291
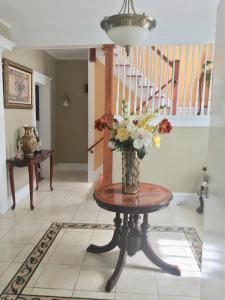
122,149,140,194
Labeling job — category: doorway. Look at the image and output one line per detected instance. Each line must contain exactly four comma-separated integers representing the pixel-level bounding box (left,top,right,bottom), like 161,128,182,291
33,71,52,178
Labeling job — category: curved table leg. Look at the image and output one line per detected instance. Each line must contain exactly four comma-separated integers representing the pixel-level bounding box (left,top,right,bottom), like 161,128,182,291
142,237,181,276
141,213,180,276
106,247,127,292
87,231,119,254
106,213,128,292
34,163,39,191
87,213,122,254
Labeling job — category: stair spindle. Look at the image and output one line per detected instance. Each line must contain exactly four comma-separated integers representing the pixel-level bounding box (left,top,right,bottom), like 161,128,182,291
182,45,189,115
189,45,196,116
116,47,121,115
200,44,209,116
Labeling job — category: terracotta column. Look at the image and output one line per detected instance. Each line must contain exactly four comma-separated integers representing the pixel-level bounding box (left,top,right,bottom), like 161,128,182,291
103,44,114,185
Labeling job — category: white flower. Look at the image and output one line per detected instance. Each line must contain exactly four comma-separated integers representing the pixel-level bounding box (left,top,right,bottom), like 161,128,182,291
132,128,152,150
108,140,116,150
114,115,123,123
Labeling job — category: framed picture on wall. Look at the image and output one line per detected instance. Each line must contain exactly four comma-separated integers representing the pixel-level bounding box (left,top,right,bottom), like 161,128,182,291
3,58,33,109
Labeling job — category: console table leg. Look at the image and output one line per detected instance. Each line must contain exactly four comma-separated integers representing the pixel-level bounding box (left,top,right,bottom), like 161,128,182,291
50,153,53,191
141,214,181,276
28,161,34,210
9,163,16,210
106,213,128,292
34,163,39,191
87,213,121,253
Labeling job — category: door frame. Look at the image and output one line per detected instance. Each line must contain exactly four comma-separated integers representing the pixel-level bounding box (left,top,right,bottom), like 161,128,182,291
0,35,15,214
33,71,52,177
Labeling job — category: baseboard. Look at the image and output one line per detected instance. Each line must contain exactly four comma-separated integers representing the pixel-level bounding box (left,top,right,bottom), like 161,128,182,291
0,184,30,215
56,163,88,172
172,192,199,206
88,165,103,183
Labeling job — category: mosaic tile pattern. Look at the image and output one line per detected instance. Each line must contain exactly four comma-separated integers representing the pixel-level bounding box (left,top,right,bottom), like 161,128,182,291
0,222,202,300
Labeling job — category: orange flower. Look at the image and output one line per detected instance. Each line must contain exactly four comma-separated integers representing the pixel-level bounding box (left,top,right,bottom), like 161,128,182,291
158,119,172,134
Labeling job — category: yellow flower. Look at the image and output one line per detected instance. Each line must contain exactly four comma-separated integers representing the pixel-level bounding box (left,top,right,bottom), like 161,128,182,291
152,135,161,148
145,124,154,133
138,114,155,129
116,127,129,142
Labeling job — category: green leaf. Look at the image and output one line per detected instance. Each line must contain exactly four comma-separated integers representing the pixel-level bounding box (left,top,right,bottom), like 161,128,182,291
137,147,146,160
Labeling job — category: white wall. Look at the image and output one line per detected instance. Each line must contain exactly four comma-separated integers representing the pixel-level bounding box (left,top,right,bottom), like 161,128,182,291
201,1,225,299
113,127,209,193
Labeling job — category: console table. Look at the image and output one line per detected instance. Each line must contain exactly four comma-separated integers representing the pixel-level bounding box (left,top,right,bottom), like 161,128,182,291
87,183,181,292
7,150,54,210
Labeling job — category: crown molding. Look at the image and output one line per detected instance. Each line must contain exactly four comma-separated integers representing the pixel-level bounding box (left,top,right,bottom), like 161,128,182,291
45,49,88,61
0,17,11,29
0,34,15,52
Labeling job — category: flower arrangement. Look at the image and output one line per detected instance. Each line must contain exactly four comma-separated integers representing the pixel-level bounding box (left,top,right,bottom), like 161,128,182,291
95,101,172,160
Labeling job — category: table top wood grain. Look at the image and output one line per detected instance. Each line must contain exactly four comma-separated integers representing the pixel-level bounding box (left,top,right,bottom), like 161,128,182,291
94,183,173,214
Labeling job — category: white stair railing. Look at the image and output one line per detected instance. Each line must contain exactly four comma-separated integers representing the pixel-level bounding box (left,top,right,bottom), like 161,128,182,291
114,44,214,117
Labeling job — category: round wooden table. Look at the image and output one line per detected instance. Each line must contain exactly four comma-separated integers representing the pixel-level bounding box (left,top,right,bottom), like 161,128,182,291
87,183,181,292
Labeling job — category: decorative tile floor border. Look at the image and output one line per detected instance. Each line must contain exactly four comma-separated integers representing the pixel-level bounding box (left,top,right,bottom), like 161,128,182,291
0,222,202,300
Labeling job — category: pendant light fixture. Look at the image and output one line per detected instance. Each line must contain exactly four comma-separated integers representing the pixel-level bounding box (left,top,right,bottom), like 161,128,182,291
100,0,156,55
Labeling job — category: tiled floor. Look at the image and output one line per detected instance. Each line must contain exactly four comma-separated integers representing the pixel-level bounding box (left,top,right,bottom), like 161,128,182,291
0,171,203,300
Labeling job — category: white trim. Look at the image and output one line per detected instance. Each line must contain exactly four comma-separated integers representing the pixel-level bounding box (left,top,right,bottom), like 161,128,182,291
6,185,29,213
0,36,15,214
33,71,52,178
88,165,103,183
153,115,210,128
56,163,88,172
33,71,52,85
0,34,15,52
45,50,88,60
88,55,95,182
0,17,11,29
172,192,199,206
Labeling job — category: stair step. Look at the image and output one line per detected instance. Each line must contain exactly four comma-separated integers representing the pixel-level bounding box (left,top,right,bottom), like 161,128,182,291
138,85,154,88
128,74,142,78
115,64,130,67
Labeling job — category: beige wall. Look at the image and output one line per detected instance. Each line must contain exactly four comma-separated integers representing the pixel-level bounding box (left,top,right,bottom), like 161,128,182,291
3,48,57,192
56,60,88,164
113,127,209,193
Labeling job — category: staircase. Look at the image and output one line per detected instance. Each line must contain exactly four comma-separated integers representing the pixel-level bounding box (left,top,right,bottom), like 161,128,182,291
113,44,214,117
88,44,214,184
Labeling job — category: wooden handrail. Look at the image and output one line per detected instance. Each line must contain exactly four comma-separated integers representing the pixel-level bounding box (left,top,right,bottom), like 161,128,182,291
88,46,180,153
87,137,104,153
149,78,174,100
151,46,174,68
135,78,174,113
88,77,175,152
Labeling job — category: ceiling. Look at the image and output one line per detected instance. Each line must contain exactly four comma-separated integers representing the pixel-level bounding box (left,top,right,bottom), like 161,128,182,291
0,0,219,48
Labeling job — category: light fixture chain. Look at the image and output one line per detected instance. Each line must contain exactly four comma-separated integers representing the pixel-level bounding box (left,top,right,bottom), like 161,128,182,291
119,0,127,14
124,0,128,14
119,0,136,14
130,0,137,14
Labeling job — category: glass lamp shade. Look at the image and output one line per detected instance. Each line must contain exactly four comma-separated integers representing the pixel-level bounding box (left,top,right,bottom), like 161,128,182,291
101,13,156,48
107,25,150,46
